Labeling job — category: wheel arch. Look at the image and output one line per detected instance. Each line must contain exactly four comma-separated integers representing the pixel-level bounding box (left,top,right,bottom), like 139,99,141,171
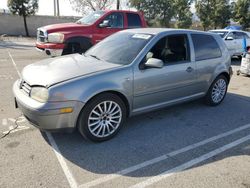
77,90,131,124
88,91,130,117
219,72,230,82
63,36,93,53
206,71,230,95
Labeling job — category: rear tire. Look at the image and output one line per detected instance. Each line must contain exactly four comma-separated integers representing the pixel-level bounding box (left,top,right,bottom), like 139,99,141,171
77,93,126,142
205,75,228,106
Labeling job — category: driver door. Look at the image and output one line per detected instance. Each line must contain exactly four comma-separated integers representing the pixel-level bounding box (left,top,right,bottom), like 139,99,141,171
93,12,124,44
133,34,198,113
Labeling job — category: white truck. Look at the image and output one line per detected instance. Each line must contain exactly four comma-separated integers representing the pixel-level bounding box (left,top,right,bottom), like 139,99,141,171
210,29,250,57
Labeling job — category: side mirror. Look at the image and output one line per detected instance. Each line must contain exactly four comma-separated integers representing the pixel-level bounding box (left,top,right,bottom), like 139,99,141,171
145,58,164,68
99,20,110,28
226,36,234,40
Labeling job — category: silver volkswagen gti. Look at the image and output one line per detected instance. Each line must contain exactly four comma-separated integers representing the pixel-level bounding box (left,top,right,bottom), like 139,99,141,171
13,28,232,142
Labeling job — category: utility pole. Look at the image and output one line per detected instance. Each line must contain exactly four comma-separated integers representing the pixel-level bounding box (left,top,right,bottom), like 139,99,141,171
56,0,60,16
116,0,120,10
54,0,56,16
54,0,60,16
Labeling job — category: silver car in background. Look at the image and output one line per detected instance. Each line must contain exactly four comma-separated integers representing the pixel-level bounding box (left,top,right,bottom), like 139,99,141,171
13,28,232,142
210,29,250,57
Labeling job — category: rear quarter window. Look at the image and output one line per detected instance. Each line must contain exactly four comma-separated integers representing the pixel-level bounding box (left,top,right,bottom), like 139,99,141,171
191,34,222,61
127,13,142,28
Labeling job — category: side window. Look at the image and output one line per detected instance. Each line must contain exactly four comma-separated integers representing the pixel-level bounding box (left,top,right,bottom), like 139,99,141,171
227,32,235,39
127,13,142,28
241,32,249,39
191,34,222,61
148,34,190,64
104,13,123,28
234,32,244,39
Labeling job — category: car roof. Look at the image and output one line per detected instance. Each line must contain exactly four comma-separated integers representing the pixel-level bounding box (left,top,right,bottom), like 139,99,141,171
122,28,215,36
210,29,247,33
104,9,141,14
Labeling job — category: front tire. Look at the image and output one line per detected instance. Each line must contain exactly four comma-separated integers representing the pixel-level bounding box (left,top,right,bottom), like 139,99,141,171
205,75,228,106
62,42,82,55
77,93,126,142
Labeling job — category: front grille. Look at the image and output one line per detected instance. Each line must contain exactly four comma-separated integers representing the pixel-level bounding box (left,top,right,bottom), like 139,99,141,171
37,29,47,43
20,80,31,95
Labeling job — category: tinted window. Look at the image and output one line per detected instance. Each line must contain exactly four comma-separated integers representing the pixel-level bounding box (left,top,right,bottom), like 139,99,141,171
191,34,222,61
148,34,190,64
86,32,153,65
127,13,142,28
103,13,124,28
234,32,249,39
234,32,245,39
242,33,249,39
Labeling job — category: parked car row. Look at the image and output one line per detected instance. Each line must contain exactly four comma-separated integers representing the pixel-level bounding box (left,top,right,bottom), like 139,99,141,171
14,28,232,141
35,9,250,59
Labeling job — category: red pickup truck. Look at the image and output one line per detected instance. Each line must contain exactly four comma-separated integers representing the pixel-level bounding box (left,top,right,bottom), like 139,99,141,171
36,10,147,56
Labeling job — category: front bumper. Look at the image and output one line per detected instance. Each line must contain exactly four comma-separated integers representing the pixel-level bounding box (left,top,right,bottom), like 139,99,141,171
13,80,85,131
36,42,64,57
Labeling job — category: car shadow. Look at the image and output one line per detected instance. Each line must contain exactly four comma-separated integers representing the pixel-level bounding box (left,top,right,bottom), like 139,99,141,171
41,92,250,178
0,41,34,50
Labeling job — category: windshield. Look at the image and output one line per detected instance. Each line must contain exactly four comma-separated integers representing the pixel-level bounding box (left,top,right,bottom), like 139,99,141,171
85,32,153,65
76,11,105,25
210,31,228,38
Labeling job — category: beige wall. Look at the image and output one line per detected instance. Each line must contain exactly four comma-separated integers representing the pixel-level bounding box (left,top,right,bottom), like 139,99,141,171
0,13,81,37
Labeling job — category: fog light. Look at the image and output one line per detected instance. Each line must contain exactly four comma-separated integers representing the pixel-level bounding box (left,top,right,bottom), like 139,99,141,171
60,107,73,113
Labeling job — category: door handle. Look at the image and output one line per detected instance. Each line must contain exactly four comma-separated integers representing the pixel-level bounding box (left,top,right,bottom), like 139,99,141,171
186,67,193,73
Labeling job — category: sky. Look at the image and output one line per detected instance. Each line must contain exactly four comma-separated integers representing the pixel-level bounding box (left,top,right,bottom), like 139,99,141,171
0,0,84,16
0,0,195,17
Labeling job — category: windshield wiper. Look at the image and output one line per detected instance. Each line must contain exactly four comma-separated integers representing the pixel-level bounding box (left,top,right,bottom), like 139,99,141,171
89,54,101,61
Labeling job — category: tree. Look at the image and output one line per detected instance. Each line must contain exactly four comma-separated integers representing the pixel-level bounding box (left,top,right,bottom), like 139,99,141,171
8,0,38,37
129,0,176,27
116,0,120,10
211,0,231,29
195,0,212,30
196,0,231,30
233,0,250,29
174,0,192,28
70,0,114,14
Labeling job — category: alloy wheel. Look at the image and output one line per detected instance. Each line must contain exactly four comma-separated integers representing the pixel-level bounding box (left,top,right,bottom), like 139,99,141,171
88,101,122,138
211,78,227,103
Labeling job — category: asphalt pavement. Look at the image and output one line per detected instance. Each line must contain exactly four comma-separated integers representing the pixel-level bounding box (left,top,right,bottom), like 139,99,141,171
0,39,249,188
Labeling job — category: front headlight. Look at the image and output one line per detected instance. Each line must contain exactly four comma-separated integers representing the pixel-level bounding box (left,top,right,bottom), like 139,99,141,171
30,87,49,103
48,33,64,43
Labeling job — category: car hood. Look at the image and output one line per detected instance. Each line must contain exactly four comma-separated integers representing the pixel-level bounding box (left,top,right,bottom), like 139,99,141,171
22,54,121,87
41,23,89,33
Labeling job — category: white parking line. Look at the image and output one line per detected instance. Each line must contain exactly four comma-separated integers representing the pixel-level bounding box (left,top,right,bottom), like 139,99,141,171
0,75,13,80
2,119,7,126
130,134,250,188
3,125,29,134
46,132,78,188
7,50,78,188
7,50,21,77
79,123,250,188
